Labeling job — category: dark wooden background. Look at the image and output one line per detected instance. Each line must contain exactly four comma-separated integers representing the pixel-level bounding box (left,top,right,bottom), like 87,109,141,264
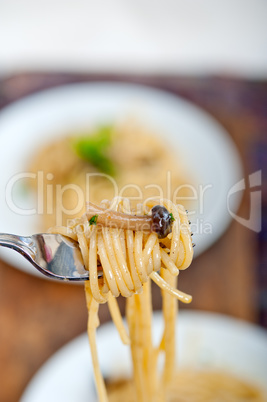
0,73,266,402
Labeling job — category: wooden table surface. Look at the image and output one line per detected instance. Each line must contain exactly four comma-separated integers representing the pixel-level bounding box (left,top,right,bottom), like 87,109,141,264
0,74,264,402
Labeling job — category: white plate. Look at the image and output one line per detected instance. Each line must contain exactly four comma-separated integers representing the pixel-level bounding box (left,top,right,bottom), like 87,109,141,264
0,82,243,276
20,311,267,402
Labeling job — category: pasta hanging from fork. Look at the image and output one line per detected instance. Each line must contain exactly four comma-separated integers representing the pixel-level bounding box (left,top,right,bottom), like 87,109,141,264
49,197,193,402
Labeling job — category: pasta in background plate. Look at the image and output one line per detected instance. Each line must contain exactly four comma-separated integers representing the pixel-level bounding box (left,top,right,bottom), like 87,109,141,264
29,120,193,230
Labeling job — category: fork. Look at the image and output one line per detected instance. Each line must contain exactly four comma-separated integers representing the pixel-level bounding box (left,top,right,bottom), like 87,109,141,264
0,233,92,281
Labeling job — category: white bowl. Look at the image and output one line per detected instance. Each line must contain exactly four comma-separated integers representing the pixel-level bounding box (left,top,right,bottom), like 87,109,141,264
0,82,243,275
20,311,267,402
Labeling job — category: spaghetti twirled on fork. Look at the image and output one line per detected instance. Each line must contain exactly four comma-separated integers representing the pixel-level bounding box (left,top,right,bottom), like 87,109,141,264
48,197,193,402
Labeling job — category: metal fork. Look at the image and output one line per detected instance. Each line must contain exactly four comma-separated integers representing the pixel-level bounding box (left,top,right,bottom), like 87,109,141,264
0,233,92,281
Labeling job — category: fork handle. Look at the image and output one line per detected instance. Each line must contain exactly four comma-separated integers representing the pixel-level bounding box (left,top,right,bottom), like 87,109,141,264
0,233,35,259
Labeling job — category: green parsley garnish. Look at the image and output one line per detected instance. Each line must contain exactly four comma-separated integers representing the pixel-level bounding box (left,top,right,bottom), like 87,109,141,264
72,125,115,175
169,213,175,222
89,215,98,225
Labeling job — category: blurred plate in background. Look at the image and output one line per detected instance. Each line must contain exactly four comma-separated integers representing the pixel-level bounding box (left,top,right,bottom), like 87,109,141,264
20,311,267,401
0,82,243,276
